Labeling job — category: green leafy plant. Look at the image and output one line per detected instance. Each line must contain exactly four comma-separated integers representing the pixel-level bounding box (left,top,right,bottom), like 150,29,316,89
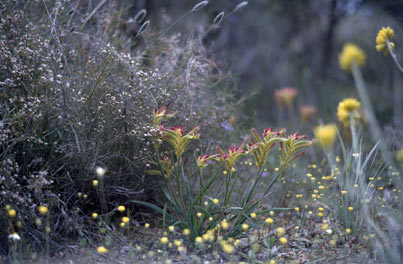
135,108,313,242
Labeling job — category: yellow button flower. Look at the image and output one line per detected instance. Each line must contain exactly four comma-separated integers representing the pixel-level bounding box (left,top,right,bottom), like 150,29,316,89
160,237,169,244
314,124,337,149
220,241,234,254
8,209,16,218
173,239,182,247
221,220,229,230
117,205,126,212
92,179,98,187
337,98,361,126
97,246,108,254
376,27,395,56
183,228,190,236
279,237,287,244
339,43,366,72
276,227,285,236
195,236,203,244
38,205,48,215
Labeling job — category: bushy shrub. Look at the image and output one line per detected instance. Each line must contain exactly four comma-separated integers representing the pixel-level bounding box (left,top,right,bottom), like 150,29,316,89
0,0,234,252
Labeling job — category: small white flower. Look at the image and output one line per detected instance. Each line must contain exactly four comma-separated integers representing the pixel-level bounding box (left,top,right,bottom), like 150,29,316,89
352,153,361,158
326,229,333,234
8,233,20,241
96,167,106,178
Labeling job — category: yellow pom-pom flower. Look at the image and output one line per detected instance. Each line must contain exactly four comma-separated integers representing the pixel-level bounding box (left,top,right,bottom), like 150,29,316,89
376,27,395,56
8,209,17,218
221,242,234,254
117,205,126,212
97,246,108,254
337,98,361,126
279,237,287,244
195,236,203,244
173,239,182,247
38,205,49,215
340,98,361,111
314,124,337,150
276,227,285,236
183,228,190,236
339,43,366,72
221,220,229,230
92,179,98,187
160,237,169,244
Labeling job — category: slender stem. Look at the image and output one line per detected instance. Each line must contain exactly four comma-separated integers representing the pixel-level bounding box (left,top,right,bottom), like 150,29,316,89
45,214,49,258
224,170,233,207
198,168,203,206
227,172,240,205
99,177,107,214
228,166,286,237
350,115,358,156
351,63,398,174
386,39,403,73
348,114,359,189
175,157,186,213
263,166,287,197
12,240,17,264
159,10,193,38
243,167,263,207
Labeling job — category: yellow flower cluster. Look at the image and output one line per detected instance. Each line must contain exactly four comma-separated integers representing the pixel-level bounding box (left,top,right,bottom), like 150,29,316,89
38,205,49,215
220,240,234,254
8,208,17,217
376,27,395,56
339,43,366,72
314,124,337,150
337,98,361,126
97,246,108,254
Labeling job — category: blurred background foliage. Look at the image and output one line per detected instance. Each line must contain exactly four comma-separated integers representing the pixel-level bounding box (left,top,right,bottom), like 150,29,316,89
12,0,402,146
131,0,403,131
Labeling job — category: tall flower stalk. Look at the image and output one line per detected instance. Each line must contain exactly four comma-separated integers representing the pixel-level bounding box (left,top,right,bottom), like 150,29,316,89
141,108,314,241
216,144,247,207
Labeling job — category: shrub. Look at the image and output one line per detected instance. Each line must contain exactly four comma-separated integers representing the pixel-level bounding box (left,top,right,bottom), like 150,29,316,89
0,0,234,252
